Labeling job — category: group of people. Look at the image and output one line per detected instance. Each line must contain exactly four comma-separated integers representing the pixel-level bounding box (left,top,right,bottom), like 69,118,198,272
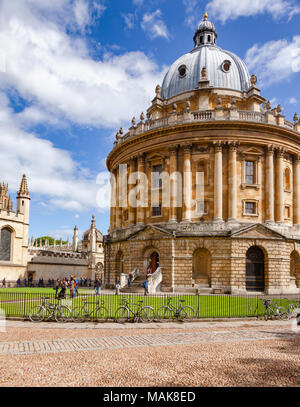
55,276,80,299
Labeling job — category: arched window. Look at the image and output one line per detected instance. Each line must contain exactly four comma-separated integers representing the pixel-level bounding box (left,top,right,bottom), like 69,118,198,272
0,228,12,261
284,167,291,191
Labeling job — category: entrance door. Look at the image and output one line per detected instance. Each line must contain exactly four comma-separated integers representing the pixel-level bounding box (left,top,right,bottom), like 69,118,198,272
150,252,159,273
246,246,265,291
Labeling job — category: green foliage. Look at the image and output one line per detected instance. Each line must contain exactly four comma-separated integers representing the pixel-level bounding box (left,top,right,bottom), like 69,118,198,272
34,236,67,246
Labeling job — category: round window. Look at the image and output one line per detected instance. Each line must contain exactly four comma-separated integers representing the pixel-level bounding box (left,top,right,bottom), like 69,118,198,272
221,60,231,73
178,65,187,78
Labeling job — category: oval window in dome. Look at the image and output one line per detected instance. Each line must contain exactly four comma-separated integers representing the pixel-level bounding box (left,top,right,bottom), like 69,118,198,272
221,60,231,73
178,65,187,78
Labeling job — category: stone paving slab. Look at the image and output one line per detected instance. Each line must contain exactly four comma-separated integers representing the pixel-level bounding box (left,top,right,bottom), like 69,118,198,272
0,327,298,356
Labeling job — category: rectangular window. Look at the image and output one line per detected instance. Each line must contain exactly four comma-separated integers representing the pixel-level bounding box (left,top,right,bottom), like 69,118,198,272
245,202,256,215
196,199,208,215
152,205,162,217
245,161,255,184
285,206,291,219
152,165,162,189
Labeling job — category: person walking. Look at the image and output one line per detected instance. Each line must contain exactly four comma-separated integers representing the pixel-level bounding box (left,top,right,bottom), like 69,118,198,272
94,278,100,296
115,279,120,295
69,277,75,298
128,273,132,288
99,277,103,294
55,279,60,298
143,278,149,296
74,276,79,297
2,278,6,288
17,278,21,288
58,279,67,299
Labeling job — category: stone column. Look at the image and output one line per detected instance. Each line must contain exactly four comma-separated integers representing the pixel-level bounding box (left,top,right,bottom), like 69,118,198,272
128,157,136,225
110,168,117,230
182,144,192,221
115,167,122,229
228,142,238,222
214,142,223,221
265,145,275,223
169,146,178,222
137,153,146,224
293,155,300,226
275,147,285,224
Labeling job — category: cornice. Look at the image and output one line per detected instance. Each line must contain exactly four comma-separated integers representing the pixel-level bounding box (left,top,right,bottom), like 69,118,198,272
106,120,300,170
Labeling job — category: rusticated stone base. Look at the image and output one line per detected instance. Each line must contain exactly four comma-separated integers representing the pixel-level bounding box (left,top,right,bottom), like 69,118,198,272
104,222,300,295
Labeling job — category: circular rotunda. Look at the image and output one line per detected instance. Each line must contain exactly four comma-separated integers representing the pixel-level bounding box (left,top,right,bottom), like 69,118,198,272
105,13,300,295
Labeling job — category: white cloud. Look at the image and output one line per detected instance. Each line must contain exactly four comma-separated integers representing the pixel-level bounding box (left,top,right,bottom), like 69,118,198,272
182,0,200,27
0,93,110,212
206,0,300,23
0,0,167,214
141,9,169,40
245,36,300,86
122,13,135,30
289,97,298,104
0,0,165,129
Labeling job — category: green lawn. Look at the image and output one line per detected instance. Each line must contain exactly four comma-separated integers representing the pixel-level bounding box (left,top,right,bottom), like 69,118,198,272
0,288,293,320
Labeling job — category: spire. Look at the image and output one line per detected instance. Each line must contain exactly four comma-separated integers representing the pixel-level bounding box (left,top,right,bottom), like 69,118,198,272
18,174,30,198
204,11,208,20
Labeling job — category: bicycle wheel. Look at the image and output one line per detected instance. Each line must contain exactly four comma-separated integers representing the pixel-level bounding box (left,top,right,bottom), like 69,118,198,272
156,306,172,321
115,307,129,323
55,306,71,323
138,306,155,323
29,306,45,322
180,306,194,321
72,306,85,322
93,306,109,322
278,307,289,320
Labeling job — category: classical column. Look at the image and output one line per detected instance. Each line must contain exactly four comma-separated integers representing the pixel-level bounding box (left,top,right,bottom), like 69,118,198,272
128,157,136,225
115,167,122,229
214,142,223,221
275,147,285,223
182,144,192,221
265,145,275,223
137,153,146,224
169,146,178,222
228,142,238,222
110,168,117,230
293,155,300,226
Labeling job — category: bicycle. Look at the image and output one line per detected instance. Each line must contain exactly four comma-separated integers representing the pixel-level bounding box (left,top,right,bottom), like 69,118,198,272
156,297,194,322
286,300,300,319
263,299,289,321
72,298,109,322
115,297,155,323
29,297,71,323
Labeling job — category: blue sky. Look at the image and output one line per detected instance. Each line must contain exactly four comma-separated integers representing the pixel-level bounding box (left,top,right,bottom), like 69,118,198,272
0,0,299,241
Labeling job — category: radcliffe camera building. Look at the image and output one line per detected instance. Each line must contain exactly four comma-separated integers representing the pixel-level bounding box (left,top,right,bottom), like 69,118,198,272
105,13,300,295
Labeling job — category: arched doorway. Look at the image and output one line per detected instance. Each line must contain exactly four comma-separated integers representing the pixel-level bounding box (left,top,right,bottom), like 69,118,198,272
246,246,265,291
193,248,211,285
149,252,159,273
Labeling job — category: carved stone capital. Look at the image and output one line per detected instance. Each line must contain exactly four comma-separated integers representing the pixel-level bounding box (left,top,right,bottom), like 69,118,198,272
228,141,240,152
169,145,178,156
182,143,192,154
266,144,275,156
276,146,286,158
213,141,223,152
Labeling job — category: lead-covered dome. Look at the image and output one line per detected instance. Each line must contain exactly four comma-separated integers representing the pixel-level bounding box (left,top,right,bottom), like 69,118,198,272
161,13,251,99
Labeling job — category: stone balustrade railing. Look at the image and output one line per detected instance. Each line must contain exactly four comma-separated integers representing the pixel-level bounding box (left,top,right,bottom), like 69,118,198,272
114,109,300,147
148,267,163,294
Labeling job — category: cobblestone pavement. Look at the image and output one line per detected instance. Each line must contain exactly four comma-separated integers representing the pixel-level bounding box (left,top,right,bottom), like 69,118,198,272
0,320,298,356
0,319,299,386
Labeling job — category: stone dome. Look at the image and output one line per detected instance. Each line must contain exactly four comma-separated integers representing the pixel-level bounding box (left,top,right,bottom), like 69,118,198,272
82,228,103,242
161,14,251,99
